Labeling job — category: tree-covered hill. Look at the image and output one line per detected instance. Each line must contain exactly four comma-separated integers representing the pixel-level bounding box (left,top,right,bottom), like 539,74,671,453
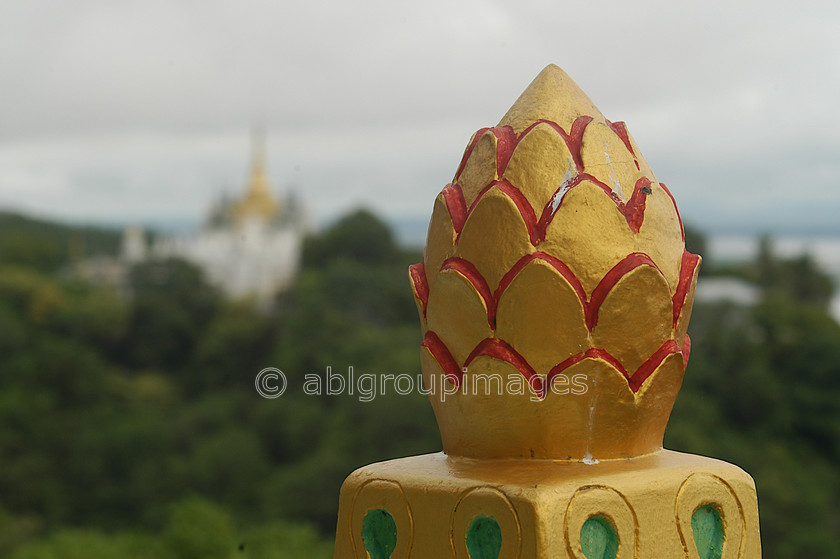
0,211,121,272
0,209,837,557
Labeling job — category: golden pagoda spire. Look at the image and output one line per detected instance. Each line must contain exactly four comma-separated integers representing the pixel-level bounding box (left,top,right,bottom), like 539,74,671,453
234,128,279,222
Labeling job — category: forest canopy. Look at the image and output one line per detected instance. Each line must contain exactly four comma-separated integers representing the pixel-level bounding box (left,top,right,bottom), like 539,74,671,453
0,210,837,558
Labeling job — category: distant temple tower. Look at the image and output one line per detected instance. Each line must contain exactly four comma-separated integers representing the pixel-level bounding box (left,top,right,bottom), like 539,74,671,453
234,129,280,223
149,130,306,305
333,66,761,557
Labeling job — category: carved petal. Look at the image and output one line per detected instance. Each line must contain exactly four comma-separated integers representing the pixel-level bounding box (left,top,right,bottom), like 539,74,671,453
674,253,701,344
426,268,492,365
423,192,456,290
634,181,685,293
502,122,575,215
496,258,588,376
580,120,639,202
408,264,428,330
632,352,685,443
541,181,635,296
592,264,673,375
547,357,635,458
455,187,534,291
455,131,498,209
435,357,540,459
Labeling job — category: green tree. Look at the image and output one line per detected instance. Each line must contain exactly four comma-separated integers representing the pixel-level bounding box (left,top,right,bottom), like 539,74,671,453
9,530,174,559
668,295,840,557
683,224,708,267
124,258,218,369
302,209,399,268
753,236,833,307
165,497,236,559
0,211,119,272
237,521,333,559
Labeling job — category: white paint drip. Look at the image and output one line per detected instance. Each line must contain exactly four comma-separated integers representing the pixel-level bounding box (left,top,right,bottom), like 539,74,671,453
604,142,624,202
549,159,577,213
582,454,600,465
581,373,600,465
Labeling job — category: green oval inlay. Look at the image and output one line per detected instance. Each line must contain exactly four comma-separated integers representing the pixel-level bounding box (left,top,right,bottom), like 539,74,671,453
466,515,502,559
580,515,619,559
692,505,724,559
362,509,397,559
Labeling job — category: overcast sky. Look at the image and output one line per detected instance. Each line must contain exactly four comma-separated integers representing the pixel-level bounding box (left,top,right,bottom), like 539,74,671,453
1,0,839,236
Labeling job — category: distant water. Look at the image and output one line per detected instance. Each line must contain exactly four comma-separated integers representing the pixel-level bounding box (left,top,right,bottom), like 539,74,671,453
708,235,840,321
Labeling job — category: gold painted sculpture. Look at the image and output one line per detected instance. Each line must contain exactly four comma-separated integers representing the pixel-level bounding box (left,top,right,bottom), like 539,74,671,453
333,65,761,558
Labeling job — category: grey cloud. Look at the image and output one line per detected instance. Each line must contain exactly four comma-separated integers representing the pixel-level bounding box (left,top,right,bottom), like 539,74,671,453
0,0,838,234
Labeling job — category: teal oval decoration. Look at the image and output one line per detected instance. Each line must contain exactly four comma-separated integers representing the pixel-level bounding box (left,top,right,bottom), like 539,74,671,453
362,509,397,559
691,505,724,559
466,515,502,559
580,515,619,559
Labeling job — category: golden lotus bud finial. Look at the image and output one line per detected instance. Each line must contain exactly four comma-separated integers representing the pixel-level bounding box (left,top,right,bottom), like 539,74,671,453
409,64,700,461
333,65,760,559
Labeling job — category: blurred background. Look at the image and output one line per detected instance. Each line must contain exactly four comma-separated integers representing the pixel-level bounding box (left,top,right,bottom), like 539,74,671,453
1,1,839,557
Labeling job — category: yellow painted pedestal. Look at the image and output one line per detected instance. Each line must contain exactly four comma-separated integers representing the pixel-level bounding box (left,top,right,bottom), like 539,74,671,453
334,451,759,558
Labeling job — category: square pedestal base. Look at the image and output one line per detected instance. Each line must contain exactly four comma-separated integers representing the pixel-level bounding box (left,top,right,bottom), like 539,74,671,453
333,450,760,558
